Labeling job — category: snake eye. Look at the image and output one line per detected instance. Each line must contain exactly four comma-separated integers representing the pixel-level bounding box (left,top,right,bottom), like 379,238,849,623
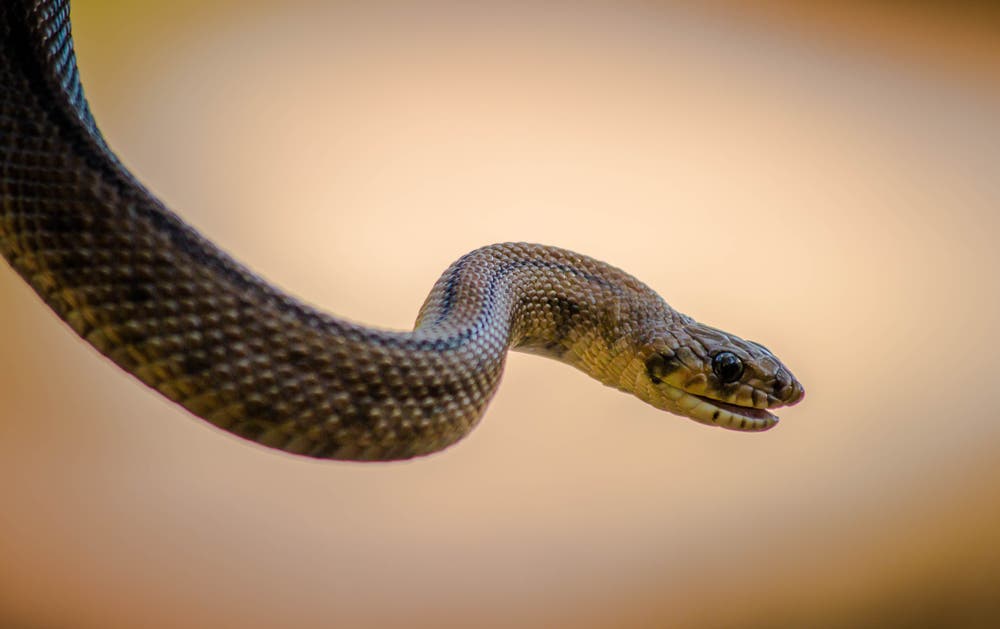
712,352,743,383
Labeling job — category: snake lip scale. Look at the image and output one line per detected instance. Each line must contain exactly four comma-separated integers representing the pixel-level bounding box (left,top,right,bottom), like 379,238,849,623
0,0,804,461
690,393,778,429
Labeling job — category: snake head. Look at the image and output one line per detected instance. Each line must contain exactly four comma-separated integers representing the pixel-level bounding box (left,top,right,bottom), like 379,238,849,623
640,318,804,431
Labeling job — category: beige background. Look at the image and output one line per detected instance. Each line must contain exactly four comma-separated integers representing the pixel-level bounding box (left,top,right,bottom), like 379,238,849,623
1,2,999,627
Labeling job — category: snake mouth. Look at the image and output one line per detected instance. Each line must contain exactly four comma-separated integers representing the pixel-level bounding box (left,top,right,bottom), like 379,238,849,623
685,392,778,432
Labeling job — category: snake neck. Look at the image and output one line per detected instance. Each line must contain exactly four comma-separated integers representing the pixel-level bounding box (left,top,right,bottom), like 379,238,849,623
416,243,673,398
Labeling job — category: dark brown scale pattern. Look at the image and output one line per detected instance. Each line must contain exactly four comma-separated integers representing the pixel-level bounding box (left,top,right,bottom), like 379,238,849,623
1,1,804,460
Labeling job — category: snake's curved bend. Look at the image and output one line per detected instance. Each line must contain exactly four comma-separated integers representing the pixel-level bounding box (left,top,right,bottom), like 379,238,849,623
0,1,804,461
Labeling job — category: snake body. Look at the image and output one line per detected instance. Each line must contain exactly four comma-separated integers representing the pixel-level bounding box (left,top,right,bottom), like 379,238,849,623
0,1,803,461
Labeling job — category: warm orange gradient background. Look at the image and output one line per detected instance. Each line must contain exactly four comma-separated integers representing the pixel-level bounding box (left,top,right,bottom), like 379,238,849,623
2,2,999,628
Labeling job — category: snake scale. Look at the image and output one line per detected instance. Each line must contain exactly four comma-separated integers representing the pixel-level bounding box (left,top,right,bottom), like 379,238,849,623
0,0,803,461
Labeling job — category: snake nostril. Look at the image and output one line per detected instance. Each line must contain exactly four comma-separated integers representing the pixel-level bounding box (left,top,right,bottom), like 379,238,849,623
773,374,788,399
771,370,805,405
785,381,805,405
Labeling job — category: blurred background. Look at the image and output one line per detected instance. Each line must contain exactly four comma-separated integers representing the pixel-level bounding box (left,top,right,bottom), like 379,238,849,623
1,1,999,627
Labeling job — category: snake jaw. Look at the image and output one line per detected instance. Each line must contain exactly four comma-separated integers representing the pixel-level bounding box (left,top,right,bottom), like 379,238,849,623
649,377,779,431
685,392,779,431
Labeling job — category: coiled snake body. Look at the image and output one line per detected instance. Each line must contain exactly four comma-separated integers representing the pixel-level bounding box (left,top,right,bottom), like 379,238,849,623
0,1,803,461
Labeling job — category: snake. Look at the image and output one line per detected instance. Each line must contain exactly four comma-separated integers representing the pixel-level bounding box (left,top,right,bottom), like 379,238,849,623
0,0,804,461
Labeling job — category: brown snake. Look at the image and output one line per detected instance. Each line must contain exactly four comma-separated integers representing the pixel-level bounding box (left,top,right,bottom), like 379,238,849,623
0,1,804,461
